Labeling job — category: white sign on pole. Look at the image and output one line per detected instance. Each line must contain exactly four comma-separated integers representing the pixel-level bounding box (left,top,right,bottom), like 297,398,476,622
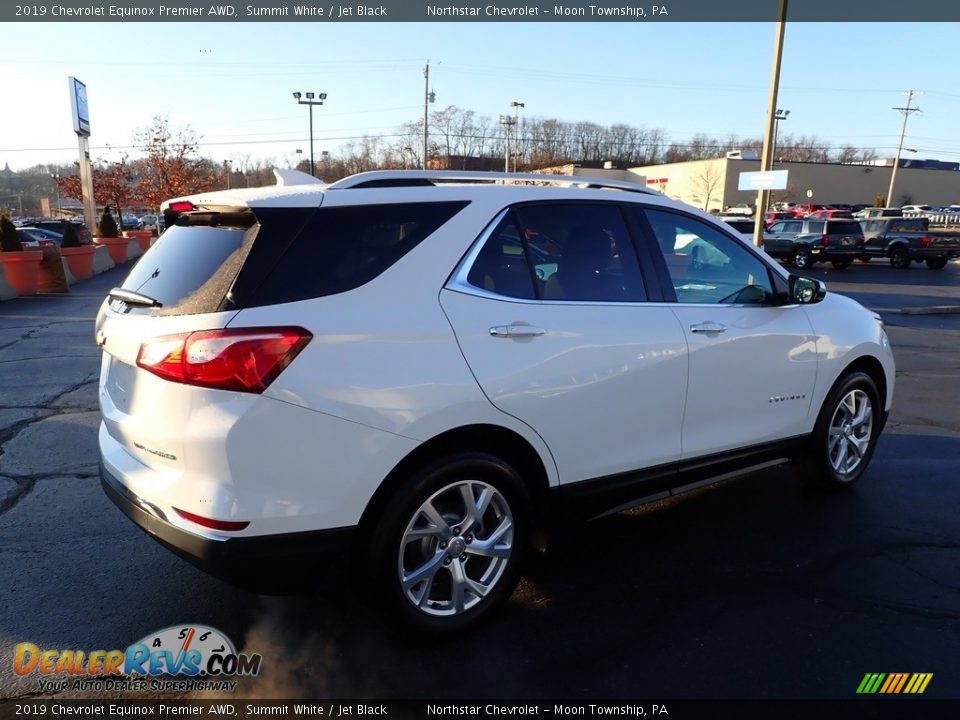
738,170,788,191
69,77,91,137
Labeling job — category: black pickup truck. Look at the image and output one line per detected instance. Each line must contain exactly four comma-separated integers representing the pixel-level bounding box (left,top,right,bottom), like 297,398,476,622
860,216,960,269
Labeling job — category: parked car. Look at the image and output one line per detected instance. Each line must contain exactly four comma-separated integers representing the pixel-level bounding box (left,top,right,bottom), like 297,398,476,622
763,211,792,229
723,202,755,216
719,216,758,240
137,214,165,233
854,207,902,221
763,218,865,269
96,169,894,631
17,227,64,246
860,216,960,269
900,205,933,214
121,214,140,230
807,208,853,219
29,220,91,244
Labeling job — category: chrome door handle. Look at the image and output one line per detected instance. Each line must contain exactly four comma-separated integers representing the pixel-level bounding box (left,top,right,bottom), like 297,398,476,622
489,324,546,338
690,322,727,334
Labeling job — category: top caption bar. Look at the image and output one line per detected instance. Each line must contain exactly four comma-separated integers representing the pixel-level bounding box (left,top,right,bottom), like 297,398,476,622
5,0,960,22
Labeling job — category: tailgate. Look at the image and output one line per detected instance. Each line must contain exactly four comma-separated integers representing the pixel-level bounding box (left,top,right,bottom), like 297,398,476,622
97,304,239,473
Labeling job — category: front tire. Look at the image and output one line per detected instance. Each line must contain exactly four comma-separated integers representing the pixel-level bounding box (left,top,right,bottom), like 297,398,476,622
367,453,530,632
804,372,881,488
793,246,813,269
890,247,910,269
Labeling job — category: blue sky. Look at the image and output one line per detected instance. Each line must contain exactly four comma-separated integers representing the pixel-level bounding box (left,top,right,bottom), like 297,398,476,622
3,21,959,170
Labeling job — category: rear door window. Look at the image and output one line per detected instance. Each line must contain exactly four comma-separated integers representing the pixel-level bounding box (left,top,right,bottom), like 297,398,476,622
827,221,862,235
246,201,468,306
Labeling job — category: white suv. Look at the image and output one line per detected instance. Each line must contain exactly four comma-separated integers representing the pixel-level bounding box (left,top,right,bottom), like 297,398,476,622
97,170,894,631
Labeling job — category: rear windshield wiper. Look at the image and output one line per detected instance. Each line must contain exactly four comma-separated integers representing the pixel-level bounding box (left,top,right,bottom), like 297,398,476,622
108,288,163,308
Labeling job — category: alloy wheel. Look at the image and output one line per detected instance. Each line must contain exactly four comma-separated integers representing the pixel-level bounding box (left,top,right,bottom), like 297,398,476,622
397,479,514,617
827,389,873,475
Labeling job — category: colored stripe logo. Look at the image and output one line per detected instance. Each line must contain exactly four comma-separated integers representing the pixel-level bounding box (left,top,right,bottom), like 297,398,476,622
856,673,933,694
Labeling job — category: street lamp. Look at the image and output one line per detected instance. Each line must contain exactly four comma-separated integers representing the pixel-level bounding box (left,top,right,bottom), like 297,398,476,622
50,173,61,217
292,91,327,177
509,101,525,172
772,109,789,165
499,113,517,172
886,90,922,208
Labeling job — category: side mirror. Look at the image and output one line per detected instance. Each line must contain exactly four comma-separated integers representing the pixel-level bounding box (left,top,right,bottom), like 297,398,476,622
789,275,827,304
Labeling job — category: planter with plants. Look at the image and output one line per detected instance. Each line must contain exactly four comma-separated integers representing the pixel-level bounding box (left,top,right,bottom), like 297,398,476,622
59,221,97,281
122,229,153,252
0,215,43,296
93,206,128,264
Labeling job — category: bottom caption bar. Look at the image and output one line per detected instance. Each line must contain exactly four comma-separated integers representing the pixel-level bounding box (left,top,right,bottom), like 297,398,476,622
1,700,958,720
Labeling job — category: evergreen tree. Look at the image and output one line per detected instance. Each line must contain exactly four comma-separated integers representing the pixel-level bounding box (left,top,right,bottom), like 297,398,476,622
99,206,119,237
0,215,23,252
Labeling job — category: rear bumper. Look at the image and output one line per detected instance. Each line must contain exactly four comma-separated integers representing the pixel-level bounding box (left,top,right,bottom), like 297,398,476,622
100,462,355,592
810,245,862,261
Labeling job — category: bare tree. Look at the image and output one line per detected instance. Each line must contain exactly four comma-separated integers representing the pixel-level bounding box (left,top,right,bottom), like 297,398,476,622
688,161,725,211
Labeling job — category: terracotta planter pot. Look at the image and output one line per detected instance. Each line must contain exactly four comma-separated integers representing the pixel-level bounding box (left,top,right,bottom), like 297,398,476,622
93,236,128,264
61,245,97,280
123,230,153,252
0,250,44,296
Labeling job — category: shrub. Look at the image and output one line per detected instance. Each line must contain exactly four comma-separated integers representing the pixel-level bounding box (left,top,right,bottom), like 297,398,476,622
0,215,23,252
61,221,82,248
98,206,119,238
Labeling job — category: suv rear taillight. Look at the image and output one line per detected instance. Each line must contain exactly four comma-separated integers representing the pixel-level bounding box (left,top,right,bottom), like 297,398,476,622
821,234,830,247
137,327,312,393
920,235,932,247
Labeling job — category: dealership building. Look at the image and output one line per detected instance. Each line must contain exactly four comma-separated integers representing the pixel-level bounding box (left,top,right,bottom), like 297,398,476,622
623,156,960,212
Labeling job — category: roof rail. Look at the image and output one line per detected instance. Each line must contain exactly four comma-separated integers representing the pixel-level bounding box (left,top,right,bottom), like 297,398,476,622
325,170,659,195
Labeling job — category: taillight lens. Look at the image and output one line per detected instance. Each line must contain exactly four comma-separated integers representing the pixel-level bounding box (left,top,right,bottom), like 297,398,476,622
920,235,932,247
821,234,830,247
173,507,249,531
168,201,195,212
137,327,312,393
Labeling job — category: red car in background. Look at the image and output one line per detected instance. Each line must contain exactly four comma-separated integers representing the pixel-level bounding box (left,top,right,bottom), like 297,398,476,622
807,208,854,219
764,211,792,228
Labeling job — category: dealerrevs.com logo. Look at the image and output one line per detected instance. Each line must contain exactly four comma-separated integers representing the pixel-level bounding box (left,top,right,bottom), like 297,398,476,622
13,624,261,693
856,672,933,695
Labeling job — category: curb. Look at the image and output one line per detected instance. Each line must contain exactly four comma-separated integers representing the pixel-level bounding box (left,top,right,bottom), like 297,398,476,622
899,305,960,315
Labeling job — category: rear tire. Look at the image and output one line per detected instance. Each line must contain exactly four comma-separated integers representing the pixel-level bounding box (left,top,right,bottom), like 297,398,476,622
890,247,910,269
367,453,530,633
793,246,812,269
802,372,881,488
926,257,948,270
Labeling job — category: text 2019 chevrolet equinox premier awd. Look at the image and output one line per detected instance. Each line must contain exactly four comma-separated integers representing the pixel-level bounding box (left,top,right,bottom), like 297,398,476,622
97,170,894,631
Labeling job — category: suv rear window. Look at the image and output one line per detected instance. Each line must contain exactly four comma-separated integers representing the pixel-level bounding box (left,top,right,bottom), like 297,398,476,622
119,223,253,316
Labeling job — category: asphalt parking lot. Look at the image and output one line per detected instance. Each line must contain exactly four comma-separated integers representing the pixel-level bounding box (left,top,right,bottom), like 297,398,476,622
1,259,958,701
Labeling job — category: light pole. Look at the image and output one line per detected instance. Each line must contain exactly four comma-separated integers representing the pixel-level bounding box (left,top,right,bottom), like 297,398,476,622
423,62,436,169
772,109,789,165
886,90,922,208
498,114,516,172
292,91,327,178
50,173,61,217
510,101,525,172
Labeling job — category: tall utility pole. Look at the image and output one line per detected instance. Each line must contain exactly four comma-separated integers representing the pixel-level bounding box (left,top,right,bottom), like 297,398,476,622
886,90,922,208
423,62,435,169
510,101,525,172
753,0,788,248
